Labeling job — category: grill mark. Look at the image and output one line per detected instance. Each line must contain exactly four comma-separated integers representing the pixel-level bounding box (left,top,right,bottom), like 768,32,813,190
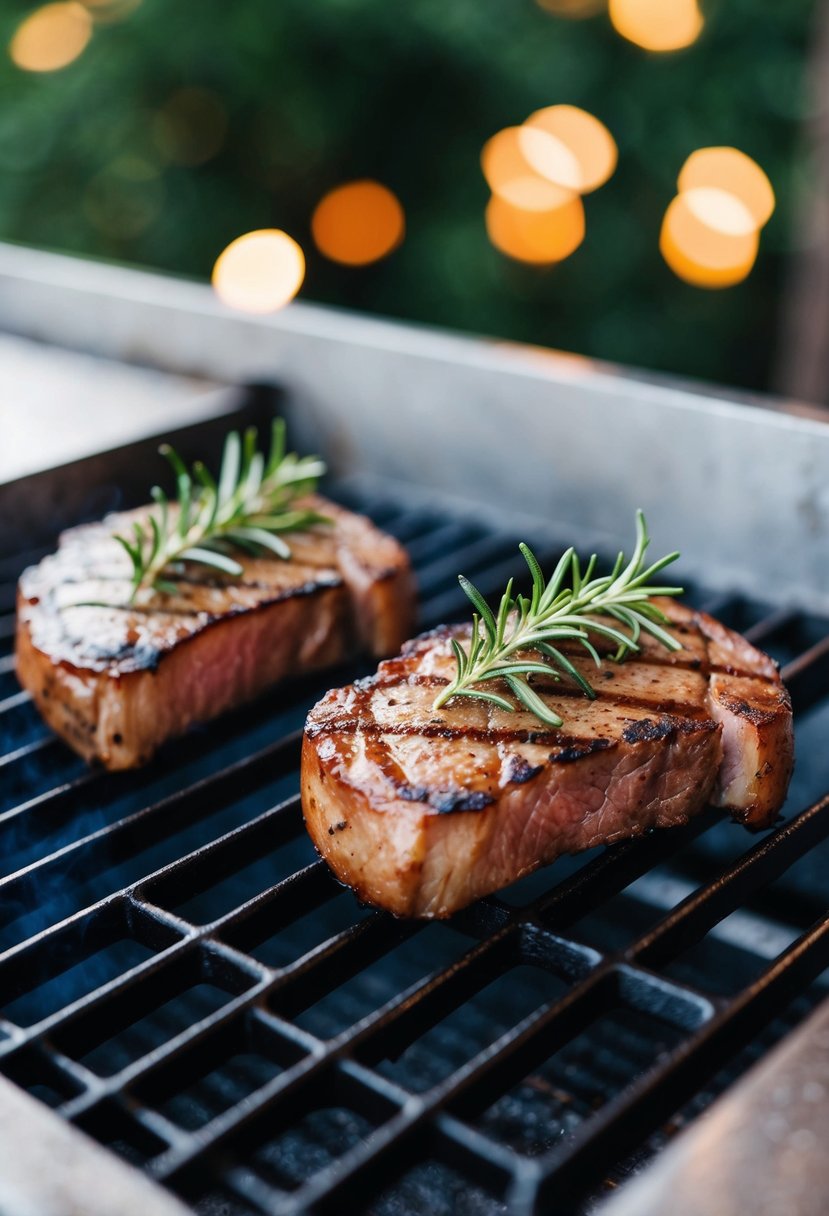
715,689,788,726
84,606,207,621
370,672,710,718
309,718,654,748
39,577,340,668
550,737,617,763
363,730,496,813
58,574,341,616
535,645,772,682
169,567,342,590
552,623,775,682
506,755,544,784
621,715,717,744
32,575,344,675
364,731,421,799
379,673,449,689
376,652,774,693
517,682,710,718
615,652,775,682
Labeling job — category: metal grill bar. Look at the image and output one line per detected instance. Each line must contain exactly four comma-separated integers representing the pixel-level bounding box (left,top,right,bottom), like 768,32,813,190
1,493,828,1216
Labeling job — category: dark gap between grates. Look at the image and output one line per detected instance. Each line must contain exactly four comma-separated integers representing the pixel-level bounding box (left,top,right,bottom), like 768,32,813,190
128,1007,310,1133
70,980,238,1078
658,904,811,998
0,900,183,1033
193,1187,256,1216
498,851,607,910
363,1158,509,1216
3,936,156,1027
287,924,475,1040
245,1105,376,1193
221,889,375,971
50,944,255,1079
0,744,87,815
0,697,50,751
198,1062,404,1207
157,830,318,926
77,1098,172,1167
0,672,22,703
2,1043,86,1107
152,1050,284,1133
472,1006,686,1157
564,884,677,957
368,965,569,1095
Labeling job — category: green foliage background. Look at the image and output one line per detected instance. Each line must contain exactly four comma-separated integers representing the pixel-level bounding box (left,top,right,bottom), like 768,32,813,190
0,0,816,390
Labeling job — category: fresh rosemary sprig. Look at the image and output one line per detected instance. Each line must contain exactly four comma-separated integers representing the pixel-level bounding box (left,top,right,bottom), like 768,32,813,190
432,511,683,728
115,419,328,601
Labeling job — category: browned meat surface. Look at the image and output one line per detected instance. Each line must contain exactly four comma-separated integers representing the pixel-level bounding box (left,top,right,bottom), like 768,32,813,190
16,495,414,769
302,601,794,918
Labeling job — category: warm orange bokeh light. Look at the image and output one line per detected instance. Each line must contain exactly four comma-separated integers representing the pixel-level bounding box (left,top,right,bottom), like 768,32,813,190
524,106,617,193
660,191,758,288
9,2,92,72
311,180,405,266
212,230,305,313
681,187,756,236
482,126,581,211
486,193,585,264
678,147,775,229
608,0,703,51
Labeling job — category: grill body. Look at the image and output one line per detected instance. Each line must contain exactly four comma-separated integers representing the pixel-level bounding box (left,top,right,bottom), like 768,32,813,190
1,246,829,1215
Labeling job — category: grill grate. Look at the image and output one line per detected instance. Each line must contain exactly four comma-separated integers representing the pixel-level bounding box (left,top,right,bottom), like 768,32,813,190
1,485,829,1216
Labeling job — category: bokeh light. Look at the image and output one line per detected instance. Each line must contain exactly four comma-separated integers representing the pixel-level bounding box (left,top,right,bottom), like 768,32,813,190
9,2,92,72
482,108,614,265
486,193,585,264
608,0,703,52
678,147,775,228
660,190,758,288
482,126,582,208
212,230,305,313
311,180,405,266
524,106,617,193
681,187,756,236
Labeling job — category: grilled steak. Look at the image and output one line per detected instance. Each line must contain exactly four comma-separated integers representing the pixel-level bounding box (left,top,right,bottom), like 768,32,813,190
16,496,414,769
302,601,793,918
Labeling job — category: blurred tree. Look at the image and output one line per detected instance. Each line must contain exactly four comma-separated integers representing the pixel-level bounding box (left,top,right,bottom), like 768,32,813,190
0,0,817,393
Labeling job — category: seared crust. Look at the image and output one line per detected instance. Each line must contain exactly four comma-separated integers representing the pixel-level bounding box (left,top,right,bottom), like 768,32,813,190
302,601,794,918
16,495,414,769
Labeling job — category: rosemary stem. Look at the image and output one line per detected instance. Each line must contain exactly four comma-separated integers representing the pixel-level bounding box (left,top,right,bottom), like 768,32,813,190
114,420,328,603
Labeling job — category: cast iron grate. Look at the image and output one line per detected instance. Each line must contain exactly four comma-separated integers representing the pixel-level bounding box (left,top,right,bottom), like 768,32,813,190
1,483,829,1216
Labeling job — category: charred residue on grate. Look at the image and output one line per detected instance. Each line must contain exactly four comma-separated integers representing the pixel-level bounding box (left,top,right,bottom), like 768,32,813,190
0,486,828,1215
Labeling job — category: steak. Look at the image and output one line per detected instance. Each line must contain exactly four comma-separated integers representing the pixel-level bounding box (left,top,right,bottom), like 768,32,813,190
16,496,414,769
302,601,794,918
